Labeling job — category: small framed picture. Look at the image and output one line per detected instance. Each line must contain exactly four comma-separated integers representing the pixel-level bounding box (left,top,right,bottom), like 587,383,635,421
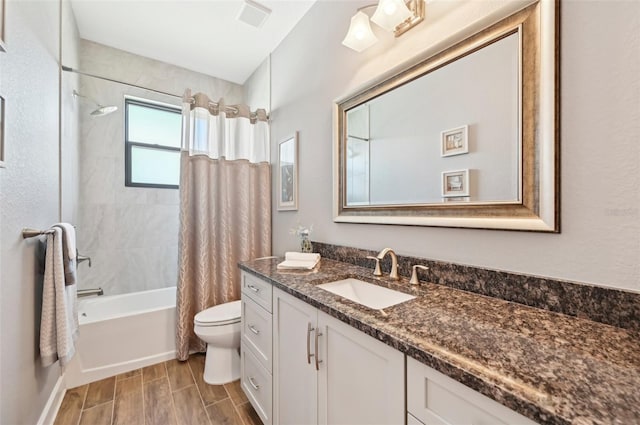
277,132,298,211
0,96,5,167
441,125,468,157
442,169,469,197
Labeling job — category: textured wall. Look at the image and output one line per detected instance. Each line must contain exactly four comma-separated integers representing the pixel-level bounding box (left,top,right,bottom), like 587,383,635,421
270,0,640,292
0,2,63,424
74,40,244,296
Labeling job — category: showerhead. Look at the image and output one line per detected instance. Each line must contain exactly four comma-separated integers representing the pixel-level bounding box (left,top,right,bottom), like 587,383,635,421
73,90,118,117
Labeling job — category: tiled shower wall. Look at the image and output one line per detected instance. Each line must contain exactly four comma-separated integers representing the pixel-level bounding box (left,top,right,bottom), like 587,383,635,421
75,40,244,295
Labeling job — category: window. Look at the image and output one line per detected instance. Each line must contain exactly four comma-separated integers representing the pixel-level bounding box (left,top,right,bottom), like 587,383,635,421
125,98,181,188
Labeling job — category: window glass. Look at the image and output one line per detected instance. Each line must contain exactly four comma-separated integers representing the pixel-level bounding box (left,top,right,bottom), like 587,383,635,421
128,103,182,147
125,99,181,188
130,146,180,186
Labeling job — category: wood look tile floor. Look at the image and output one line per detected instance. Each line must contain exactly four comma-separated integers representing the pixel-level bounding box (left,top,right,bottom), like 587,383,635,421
54,354,262,425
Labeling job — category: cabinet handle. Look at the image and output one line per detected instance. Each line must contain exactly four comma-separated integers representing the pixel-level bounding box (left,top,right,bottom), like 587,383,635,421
307,323,315,364
247,284,260,293
314,327,323,371
248,377,260,391
248,325,260,335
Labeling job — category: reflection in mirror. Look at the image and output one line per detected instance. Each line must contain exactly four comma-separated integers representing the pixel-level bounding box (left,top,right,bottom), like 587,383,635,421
345,32,520,206
335,1,559,232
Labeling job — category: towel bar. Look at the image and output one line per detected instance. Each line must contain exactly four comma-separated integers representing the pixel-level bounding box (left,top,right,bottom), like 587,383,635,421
22,228,55,238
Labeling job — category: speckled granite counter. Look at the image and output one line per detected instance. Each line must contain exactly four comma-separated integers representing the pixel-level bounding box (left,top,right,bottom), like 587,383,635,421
239,257,640,425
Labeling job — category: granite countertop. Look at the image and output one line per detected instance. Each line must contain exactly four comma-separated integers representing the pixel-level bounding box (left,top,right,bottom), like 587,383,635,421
239,257,640,425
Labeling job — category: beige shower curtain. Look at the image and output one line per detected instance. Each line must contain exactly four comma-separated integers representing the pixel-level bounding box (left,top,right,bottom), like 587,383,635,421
176,91,271,360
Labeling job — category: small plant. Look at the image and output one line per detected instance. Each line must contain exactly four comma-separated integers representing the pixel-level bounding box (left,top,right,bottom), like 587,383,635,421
290,224,314,253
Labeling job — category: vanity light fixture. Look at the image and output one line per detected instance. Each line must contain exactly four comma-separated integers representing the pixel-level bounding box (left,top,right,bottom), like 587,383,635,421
371,0,413,31
342,0,425,52
342,11,378,53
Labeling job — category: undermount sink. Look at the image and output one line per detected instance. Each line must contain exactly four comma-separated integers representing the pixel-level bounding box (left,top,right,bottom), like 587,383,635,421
317,278,416,310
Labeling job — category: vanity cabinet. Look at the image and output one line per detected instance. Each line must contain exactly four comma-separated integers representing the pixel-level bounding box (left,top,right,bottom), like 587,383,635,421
241,272,273,425
407,357,538,425
241,269,539,425
273,287,404,425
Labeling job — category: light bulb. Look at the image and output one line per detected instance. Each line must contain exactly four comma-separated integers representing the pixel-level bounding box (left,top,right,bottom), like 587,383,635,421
371,0,413,32
384,2,397,15
342,11,378,52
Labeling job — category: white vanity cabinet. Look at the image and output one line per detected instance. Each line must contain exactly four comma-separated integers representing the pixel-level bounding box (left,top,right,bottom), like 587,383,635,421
407,357,538,425
240,270,539,425
241,272,273,425
273,287,404,425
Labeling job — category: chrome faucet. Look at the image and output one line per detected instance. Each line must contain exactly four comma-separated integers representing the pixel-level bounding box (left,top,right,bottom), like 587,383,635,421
376,248,399,280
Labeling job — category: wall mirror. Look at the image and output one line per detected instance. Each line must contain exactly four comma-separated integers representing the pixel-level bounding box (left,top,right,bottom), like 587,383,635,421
334,1,559,232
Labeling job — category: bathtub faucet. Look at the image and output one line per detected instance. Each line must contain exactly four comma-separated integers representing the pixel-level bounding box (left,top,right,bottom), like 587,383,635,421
77,288,104,298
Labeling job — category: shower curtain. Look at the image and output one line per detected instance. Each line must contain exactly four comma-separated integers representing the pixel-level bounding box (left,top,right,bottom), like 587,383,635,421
176,90,271,360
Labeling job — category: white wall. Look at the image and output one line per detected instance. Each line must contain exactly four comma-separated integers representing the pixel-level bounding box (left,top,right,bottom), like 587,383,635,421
245,56,271,111
270,0,640,292
0,2,63,424
73,40,244,296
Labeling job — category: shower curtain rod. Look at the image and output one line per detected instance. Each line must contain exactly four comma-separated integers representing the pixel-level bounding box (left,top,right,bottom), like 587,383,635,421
62,65,269,120
61,65,182,99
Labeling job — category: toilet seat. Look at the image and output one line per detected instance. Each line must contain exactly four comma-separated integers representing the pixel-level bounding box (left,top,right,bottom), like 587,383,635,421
194,300,241,327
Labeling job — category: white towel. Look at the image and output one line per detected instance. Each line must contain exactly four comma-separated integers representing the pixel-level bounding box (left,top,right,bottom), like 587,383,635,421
277,252,321,270
40,227,79,367
52,223,77,286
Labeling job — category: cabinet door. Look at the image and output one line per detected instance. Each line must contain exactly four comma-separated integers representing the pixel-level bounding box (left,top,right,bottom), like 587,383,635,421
407,357,538,425
273,288,318,425
317,311,404,425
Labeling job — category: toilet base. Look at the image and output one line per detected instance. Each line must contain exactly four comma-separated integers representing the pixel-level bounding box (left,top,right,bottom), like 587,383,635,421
203,344,240,385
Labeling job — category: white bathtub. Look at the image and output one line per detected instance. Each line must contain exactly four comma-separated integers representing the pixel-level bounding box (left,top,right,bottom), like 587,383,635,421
64,286,177,388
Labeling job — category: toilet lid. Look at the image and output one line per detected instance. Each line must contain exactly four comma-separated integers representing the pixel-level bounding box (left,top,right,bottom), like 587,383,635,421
194,300,241,326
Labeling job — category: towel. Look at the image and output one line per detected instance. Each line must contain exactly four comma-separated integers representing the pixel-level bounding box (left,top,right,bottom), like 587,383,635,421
277,252,321,270
52,223,77,286
40,227,79,367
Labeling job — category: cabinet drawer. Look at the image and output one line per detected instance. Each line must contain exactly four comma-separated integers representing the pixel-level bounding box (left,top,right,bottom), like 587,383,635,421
241,344,272,425
242,297,272,372
407,357,538,425
242,272,272,312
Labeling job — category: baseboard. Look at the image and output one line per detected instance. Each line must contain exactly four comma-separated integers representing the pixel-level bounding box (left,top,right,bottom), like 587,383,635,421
37,374,66,425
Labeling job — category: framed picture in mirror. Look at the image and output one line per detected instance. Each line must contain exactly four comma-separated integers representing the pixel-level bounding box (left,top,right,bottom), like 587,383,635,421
441,125,468,157
442,169,469,197
277,132,298,211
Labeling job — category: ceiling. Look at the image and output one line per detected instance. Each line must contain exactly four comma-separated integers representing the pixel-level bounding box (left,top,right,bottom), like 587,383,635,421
69,0,317,85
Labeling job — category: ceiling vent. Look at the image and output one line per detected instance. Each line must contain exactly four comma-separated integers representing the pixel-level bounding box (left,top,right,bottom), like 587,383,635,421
237,0,272,28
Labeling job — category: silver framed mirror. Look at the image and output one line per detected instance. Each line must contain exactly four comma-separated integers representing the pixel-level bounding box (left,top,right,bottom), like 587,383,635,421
333,1,559,232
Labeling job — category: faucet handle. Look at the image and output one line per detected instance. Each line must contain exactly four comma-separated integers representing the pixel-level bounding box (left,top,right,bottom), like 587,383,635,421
366,256,382,276
410,265,429,285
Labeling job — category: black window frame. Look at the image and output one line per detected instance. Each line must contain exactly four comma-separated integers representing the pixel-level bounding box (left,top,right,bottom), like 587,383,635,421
124,98,181,189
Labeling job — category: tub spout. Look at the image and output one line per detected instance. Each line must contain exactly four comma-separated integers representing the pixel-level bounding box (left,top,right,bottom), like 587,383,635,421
77,288,104,298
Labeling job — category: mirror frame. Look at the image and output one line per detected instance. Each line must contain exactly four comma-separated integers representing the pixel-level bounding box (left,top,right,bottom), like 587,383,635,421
333,1,559,232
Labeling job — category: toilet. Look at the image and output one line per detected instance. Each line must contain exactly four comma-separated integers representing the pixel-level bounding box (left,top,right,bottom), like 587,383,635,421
193,300,242,385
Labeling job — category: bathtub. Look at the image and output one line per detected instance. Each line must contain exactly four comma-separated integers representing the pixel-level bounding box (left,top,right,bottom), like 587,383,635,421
64,286,177,388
